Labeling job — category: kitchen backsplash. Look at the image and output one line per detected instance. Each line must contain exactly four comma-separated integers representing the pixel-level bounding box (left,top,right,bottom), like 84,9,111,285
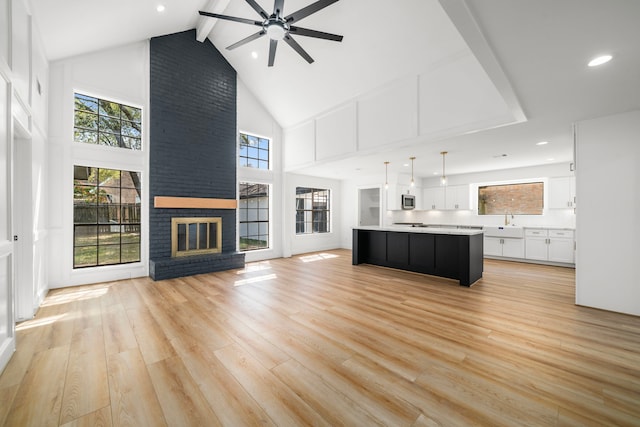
388,208,576,229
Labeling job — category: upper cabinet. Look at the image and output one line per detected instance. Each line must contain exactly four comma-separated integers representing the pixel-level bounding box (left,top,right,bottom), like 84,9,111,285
422,187,445,210
548,177,576,209
445,185,471,210
422,185,470,211
388,184,421,211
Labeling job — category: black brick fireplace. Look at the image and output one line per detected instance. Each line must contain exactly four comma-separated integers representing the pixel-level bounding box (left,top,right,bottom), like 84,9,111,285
149,29,244,280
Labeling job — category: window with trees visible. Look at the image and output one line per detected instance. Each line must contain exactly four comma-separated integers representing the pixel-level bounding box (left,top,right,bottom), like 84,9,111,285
74,93,142,150
239,133,269,169
239,182,269,251
73,166,141,268
296,187,330,234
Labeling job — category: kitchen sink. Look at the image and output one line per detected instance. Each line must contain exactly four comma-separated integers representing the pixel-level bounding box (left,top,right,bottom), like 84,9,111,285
483,226,524,238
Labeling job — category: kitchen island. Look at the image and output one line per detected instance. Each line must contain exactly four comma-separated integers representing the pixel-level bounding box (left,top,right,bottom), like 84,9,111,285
352,226,484,286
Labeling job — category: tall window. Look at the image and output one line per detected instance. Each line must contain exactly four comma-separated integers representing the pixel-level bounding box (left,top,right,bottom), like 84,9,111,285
74,93,142,150
239,182,269,251
73,166,141,268
239,132,269,169
296,187,330,234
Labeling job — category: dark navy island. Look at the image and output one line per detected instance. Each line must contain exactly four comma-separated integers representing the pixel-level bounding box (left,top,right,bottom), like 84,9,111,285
352,225,484,286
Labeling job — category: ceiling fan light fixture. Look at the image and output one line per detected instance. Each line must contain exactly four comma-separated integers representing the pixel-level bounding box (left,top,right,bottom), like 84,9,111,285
266,22,286,40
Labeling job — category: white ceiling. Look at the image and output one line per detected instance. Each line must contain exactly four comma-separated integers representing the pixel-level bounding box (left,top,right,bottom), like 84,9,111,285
29,0,640,179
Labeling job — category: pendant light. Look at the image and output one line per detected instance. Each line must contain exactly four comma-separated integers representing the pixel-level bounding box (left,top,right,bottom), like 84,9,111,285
440,151,448,186
384,161,390,190
410,156,416,187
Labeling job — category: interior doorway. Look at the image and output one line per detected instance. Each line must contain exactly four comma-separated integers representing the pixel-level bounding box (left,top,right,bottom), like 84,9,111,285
358,187,381,227
0,74,15,372
12,120,34,321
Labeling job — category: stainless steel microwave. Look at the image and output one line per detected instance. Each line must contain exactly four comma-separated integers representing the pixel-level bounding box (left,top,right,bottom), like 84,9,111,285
401,194,415,210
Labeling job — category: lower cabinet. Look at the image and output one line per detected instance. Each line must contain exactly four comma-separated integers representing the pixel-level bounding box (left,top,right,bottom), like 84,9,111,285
484,237,524,258
525,229,574,264
352,229,483,286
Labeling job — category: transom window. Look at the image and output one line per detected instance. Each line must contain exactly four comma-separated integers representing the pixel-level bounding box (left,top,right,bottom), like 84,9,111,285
296,187,330,234
239,182,269,251
239,132,269,169
73,166,141,268
74,93,142,150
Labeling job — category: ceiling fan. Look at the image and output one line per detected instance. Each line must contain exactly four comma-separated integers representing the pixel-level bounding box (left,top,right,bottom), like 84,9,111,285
199,0,343,66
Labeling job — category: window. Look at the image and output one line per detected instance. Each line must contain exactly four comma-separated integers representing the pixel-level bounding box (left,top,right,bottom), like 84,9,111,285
239,132,269,169
74,93,142,150
478,182,544,215
296,187,330,234
239,182,269,251
73,166,141,268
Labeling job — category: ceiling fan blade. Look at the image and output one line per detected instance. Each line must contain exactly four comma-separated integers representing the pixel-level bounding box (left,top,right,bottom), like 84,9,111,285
244,0,269,20
283,35,314,64
227,30,266,50
198,11,262,26
268,39,278,67
273,0,285,16
284,0,339,24
288,26,343,42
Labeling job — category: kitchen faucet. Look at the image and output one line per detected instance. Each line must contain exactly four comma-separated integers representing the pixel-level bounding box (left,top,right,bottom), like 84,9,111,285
504,212,514,225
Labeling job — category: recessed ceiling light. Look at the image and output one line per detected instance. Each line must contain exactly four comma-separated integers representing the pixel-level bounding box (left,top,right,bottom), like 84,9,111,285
251,51,258,59
536,141,549,146
403,163,409,167
433,172,438,175
547,158,555,162
156,4,165,12
588,54,612,67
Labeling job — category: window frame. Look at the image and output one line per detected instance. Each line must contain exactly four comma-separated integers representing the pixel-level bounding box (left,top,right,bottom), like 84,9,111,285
73,92,143,151
73,165,142,268
239,132,270,170
238,182,271,252
295,187,331,235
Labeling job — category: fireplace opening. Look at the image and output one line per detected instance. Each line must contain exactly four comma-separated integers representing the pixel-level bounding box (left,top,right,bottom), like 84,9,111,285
171,217,221,257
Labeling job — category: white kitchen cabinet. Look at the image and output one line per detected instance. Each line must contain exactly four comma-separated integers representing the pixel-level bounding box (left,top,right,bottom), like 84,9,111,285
484,236,524,258
548,230,575,263
548,177,576,209
387,184,420,210
525,228,574,264
422,186,445,210
445,185,471,210
524,229,549,261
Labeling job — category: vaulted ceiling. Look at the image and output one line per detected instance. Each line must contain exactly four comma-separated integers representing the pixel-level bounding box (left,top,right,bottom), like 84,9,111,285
29,0,640,178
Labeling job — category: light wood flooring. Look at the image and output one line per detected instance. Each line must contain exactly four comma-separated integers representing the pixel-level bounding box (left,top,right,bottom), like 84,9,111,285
1,249,639,426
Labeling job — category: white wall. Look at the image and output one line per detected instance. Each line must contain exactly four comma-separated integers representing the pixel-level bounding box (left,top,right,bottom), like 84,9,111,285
283,50,520,173
1,0,50,368
576,110,640,316
284,173,342,257
47,42,149,288
237,78,283,262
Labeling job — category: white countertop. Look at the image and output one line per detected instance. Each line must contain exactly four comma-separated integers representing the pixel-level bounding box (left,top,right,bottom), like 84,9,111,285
354,226,484,236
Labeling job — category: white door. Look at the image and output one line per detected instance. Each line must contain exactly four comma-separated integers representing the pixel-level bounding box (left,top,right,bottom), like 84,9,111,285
13,127,33,321
358,187,381,226
0,73,15,373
